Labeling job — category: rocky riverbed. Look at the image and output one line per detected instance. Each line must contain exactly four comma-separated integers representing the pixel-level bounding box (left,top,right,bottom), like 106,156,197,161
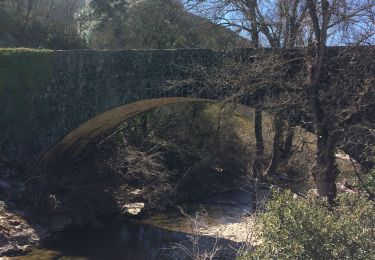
0,201,49,257
1,186,270,259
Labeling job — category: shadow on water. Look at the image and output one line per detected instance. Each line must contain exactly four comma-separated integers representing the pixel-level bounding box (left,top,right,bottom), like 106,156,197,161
7,189,255,259
12,219,240,260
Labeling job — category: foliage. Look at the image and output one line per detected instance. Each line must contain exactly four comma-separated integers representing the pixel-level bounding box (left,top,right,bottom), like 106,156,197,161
118,102,253,200
1,0,245,49
76,0,130,48
244,190,375,260
122,102,251,170
359,170,375,195
76,0,245,49
0,0,85,49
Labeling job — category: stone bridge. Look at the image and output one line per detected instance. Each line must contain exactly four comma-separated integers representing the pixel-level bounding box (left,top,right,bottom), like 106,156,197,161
0,47,373,172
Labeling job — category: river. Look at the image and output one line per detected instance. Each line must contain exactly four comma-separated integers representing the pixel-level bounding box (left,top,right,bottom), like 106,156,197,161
11,189,257,260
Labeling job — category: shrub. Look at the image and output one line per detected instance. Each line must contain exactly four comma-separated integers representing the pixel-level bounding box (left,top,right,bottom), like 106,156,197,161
360,170,375,195
245,190,375,259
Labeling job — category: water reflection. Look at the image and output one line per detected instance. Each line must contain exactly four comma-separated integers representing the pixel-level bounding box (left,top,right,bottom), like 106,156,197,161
14,221,188,260
13,189,252,260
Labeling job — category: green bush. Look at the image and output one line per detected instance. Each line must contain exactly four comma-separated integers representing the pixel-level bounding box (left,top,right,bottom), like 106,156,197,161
245,190,375,260
360,170,375,195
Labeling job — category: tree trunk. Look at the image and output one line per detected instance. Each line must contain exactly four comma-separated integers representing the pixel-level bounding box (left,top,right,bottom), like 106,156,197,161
306,0,337,203
310,70,338,203
310,54,337,203
252,106,264,177
266,115,284,176
282,126,294,162
313,123,337,204
247,0,259,47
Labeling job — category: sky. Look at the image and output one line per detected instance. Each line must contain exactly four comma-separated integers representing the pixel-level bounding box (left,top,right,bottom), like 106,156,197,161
183,0,375,46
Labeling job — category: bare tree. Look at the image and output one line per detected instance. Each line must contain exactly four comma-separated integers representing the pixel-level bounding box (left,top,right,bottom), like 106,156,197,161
303,0,374,203
184,0,309,178
184,0,375,202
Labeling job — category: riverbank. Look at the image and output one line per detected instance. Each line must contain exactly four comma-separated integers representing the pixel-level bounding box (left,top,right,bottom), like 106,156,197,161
1,185,268,259
0,201,49,257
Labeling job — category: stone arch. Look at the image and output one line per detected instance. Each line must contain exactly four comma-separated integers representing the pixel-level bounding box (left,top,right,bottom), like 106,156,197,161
32,97,211,173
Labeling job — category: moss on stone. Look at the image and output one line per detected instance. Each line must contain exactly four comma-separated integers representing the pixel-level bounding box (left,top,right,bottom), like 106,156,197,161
0,48,53,91
0,48,53,159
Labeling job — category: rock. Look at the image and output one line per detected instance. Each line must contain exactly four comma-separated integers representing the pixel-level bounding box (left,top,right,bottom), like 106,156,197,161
130,189,142,195
8,220,21,226
121,203,145,216
0,201,49,257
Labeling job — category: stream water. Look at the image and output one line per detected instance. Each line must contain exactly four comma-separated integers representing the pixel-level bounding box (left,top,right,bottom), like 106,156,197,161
11,189,254,260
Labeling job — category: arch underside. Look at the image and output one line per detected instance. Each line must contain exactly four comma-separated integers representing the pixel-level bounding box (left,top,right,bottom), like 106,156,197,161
34,97,211,172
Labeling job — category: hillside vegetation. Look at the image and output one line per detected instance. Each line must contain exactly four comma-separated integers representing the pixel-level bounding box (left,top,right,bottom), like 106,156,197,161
0,0,247,50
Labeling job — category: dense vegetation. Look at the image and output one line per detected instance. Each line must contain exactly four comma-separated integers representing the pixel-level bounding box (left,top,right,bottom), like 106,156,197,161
245,191,375,259
0,0,85,48
0,0,246,50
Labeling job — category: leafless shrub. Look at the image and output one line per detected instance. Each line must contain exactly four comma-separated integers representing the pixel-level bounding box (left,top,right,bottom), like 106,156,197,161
168,208,221,260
